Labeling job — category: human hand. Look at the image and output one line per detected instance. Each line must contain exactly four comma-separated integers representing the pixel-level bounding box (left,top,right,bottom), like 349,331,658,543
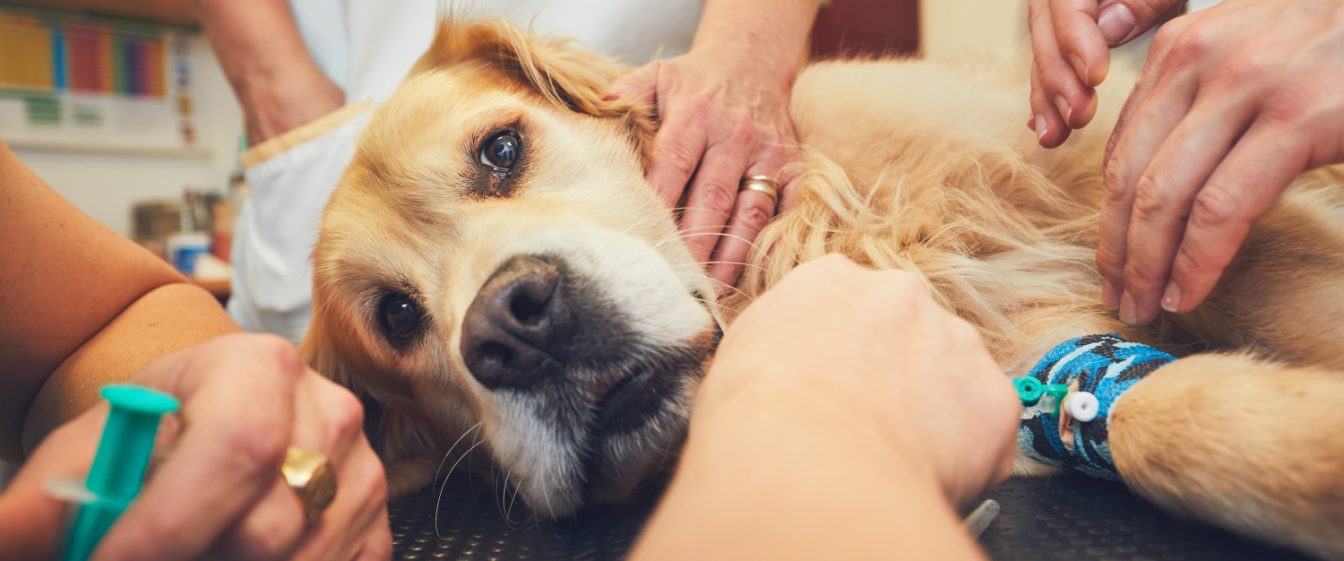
1095,0,1344,325
1026,0,1183,146
0,334,391,561
700,255,1020,505
605,43,803,290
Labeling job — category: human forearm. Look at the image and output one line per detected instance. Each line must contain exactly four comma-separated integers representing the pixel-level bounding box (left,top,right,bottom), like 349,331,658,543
632,381,987,561
0,143,179,458
21,283,241,453
693,0,821,85
193,0,343,143
0,143,242,457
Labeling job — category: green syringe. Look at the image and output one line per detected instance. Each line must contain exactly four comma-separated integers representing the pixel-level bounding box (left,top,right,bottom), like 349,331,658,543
59,384,179,561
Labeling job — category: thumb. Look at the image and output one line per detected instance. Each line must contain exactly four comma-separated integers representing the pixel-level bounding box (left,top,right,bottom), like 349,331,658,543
1096,0,1183,47
0,408,104,560
603,61,659,106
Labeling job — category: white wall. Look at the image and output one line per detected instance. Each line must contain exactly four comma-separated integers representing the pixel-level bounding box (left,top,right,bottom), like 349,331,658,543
11,34,243,237
921,0,1029,60
920,0,1154,71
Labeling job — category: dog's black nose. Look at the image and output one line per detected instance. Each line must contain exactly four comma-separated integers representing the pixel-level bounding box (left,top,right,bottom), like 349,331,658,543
461,255,570,390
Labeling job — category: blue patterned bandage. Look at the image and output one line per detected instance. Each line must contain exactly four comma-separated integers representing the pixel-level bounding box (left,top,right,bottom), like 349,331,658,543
1017,334,1176,480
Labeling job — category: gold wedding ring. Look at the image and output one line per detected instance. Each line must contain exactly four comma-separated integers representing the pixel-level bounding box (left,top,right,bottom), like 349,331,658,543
739,175,780,202
282,446,337,522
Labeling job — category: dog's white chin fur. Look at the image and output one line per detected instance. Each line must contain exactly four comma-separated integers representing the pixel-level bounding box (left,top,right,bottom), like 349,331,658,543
469,222,714,517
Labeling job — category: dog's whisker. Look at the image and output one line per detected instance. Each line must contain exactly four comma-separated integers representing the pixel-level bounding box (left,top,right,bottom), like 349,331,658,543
617,211,668,237
540,482,557,521
648,234,691,251
435,437,488,540
674,232,770,258
701,260,769,274
499,468,515,524
433,421,483,495
505,474,524,523
705,277,752,301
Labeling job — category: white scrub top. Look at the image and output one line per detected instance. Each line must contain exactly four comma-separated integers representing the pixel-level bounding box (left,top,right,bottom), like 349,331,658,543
229,0,703,343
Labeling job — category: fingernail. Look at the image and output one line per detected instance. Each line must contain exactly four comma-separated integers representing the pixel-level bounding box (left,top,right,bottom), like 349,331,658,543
1054,95,1073,125
1098,4,1137,46
1068,54,1088,83
1034,114,1047,141
1119,291,1138,325
601,93,619,101
1027,116,1037,131
1101,278,1120,310
1161,283,1181,313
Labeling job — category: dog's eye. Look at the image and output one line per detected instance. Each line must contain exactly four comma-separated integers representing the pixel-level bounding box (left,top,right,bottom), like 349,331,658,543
380,293,423,343
479,131,522,172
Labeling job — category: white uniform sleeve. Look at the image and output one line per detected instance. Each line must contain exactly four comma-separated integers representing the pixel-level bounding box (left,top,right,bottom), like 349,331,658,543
228,110,371,344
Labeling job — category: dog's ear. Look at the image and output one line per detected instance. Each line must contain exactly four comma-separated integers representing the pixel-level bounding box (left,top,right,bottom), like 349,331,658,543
410,18,659,161
299,316,380,448
300,306,436,463
412,18,619,116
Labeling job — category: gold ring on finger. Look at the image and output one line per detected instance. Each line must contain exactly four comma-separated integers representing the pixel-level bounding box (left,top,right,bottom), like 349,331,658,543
282,446,337,523
739,175,780,202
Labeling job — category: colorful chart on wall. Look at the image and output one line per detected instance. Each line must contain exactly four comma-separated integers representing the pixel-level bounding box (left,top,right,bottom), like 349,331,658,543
0,7,199,154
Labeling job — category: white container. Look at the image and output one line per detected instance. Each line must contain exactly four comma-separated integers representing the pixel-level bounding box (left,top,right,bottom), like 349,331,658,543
166,231,210,276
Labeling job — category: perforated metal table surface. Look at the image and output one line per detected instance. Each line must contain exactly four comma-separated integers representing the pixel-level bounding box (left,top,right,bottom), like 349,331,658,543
389,474,1313,560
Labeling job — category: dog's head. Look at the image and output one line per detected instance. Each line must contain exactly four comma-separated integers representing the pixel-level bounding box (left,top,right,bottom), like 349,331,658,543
302,19,721,518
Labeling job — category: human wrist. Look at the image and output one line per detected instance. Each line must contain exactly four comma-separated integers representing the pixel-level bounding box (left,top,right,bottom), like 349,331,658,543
640,382,972,560
238,66,343,144
690,0,819,86
692,363,937,487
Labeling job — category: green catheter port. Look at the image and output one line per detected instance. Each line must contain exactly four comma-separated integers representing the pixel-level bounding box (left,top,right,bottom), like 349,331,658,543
61,384,179,561
1013,376,1068,418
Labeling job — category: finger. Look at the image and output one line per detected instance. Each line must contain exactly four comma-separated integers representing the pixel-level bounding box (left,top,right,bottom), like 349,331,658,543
1051,0,1110,86
1119,96,1255,325
604,61,659,105
209,479,306,561
291,436,388,561
214,375,366,561
94,335,303,561
680,128,754,264
1104,13,1193,164
1097,56,1197,313
1029,62,1071,147
1166,121,1309,314
351,505,394,561
645,109,709,208
0,408,104,560
291,373,365,462
1028,0,1098,133
760,125,804,213
707,139,794,286
1097,0,1185,48
1026,0,1068,144
710,190,776,288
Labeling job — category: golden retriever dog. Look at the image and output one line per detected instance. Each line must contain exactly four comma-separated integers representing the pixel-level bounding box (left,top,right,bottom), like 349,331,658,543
302,18,1344,559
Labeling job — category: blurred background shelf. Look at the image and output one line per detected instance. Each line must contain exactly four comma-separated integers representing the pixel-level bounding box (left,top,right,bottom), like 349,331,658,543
0,0,197,26
7,138,212,158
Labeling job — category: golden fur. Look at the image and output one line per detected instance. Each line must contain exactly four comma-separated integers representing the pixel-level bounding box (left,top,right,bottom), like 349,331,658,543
304,18,1344,558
